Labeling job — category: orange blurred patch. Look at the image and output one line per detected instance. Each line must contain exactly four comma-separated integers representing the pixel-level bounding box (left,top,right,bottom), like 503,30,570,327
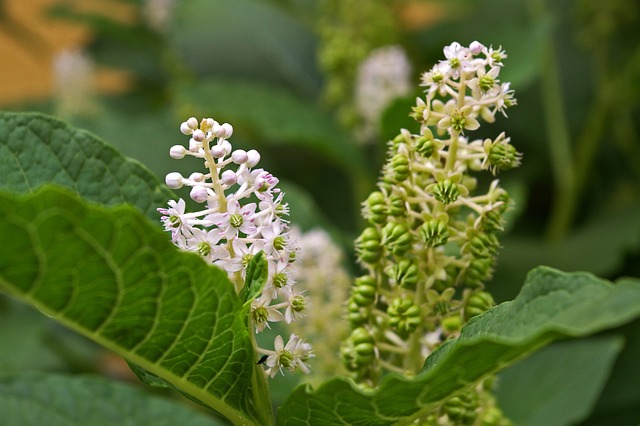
0,0,134,106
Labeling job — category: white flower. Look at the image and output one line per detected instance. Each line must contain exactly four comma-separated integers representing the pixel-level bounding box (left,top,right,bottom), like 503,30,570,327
263,334,313,378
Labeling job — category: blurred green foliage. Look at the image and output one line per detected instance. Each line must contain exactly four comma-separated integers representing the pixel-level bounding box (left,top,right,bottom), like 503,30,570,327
3,0,639,423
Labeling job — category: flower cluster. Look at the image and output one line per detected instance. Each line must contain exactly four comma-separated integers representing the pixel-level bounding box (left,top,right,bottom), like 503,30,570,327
287,228,352,383
355,45,412,142
343,41,520,415
158,117,312,377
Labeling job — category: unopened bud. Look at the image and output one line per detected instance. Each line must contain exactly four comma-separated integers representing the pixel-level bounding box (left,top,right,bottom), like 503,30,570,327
165,172,184,189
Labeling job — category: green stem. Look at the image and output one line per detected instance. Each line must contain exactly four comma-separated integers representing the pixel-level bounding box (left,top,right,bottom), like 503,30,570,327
250,336,275,426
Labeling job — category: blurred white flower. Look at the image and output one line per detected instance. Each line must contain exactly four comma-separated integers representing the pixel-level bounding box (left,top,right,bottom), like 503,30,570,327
52,48,96,117
355,45,412,142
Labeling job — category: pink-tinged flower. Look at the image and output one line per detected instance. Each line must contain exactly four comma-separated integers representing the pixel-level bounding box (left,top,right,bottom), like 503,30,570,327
157,199,191,248
210,198,257,240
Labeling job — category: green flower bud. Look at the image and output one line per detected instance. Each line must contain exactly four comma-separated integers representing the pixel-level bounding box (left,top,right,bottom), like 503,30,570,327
486,141,522,173
273,235,287,251
382,221,412,256
356,227,383,264
464,257,494,288
433,179,460,204
196,241,211,258
465,291,495,320
442,393,478,424
347,300,369,326
365,191,387,224
387,259,419,289
230,213,243,229
388,297,421,334
480,209,505,232
410,103,426,122
386,193,405,217
468,233,500,258
390,154,410,182
352,276,377,306
415,136,435,158
442,315,462,333
273,272,288,288
420,219,450,247
342,328,376,369
479,74,496,92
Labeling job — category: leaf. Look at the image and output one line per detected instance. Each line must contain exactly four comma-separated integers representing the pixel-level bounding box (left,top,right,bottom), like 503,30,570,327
174,79,366,176
0,110,174,221
0,186,268,426
496,336,623,426
0,372,227,426
277,267,640,425
240,251,269,306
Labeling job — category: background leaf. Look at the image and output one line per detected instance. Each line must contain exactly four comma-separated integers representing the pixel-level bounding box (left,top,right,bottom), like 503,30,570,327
277,267,640,425
0,372,227,426
496,336,623,426
0,186,265,426
0,110,173,220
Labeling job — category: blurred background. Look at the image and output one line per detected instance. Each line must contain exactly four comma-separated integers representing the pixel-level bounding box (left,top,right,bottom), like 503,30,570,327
1,0,639,424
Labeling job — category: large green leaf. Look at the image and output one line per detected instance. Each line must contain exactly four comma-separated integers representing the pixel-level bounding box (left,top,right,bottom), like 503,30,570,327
277,267,640,425
496,336,623,426
174,79,366,176
0,186,268,426
0,372,226,426
0,111,173,220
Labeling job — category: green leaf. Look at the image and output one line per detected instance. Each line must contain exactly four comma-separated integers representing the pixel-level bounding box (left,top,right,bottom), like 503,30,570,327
0,186,268,426
496,336,623,426
278,267,640,425
174,79,366,176
0,111,174,220
0,372,226,426
240,251,269,306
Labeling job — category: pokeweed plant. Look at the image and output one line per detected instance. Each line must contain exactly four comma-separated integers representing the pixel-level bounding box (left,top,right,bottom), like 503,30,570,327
1,41,640,426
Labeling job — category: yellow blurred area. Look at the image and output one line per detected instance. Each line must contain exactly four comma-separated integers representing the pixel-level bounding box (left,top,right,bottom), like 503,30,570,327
0,0,133,106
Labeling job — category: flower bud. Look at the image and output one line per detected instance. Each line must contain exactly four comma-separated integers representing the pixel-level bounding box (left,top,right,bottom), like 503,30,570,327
189,172,205,182
190,185,208,203
356,227,383,264
365,191,387,224
484,137,522,173
180,117,198,134
386,193,405,217
347,300,369,327
442,315,462,334
342,328,376,370
464,257,494,288
415,136,435,158
469,40,484,55
420,219,449,247
432,179,460,205
442,394,478,424
165,172,184,189
352,276,377,307
169,144,186,159
192,129,206,142
382,221,412,256
201,118,215,131
210,145,226,158
464,291,494,320
468,232,499,258
231,149,248,164
221,170,238,185
390,154,410,182
387,297,421,334
246,150,261,167
386,259,419,289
